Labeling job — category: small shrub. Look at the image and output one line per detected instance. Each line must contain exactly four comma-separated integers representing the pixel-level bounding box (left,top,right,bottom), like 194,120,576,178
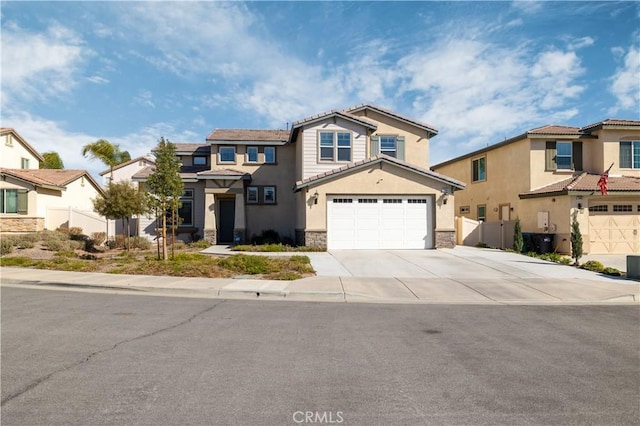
250,229,281,245
475,242,490,248
1,239,14,256
68,227,83,236
189,239,211,250
91,232,107,246
581,260,605,273
44,239,65,252
602,267,621,276
16,240,35,249
130,236,151,250
290,255,311,264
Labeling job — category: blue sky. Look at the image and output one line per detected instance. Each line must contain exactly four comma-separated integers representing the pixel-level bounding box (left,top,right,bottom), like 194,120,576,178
1,1,639,178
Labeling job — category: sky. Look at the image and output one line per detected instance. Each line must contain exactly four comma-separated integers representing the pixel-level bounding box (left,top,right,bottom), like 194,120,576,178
1,1,639,179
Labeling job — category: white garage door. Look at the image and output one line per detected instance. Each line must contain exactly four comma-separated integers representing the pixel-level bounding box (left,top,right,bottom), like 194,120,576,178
588,203,640,254
327,196,433,249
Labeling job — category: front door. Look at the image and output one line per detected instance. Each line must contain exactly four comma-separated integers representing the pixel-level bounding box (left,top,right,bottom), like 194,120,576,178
218,199,235,243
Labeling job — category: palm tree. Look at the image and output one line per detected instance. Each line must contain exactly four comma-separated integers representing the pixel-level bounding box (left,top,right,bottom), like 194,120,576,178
81,139,131,179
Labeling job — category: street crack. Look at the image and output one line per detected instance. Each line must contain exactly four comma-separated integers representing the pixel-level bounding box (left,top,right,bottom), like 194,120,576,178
1,300,226,406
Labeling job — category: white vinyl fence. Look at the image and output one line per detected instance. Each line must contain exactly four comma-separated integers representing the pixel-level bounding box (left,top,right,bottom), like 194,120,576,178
47,207,114,236
456,217,516,250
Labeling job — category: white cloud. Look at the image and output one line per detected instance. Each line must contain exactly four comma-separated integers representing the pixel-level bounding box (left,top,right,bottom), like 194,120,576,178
568,36,595,50
0,21,90,105
86,75,109,84
132,90,156,109
609,45,640,113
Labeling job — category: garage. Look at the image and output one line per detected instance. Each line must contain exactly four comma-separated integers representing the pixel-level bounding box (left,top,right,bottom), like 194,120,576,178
588,202,640,254
327,195,433,249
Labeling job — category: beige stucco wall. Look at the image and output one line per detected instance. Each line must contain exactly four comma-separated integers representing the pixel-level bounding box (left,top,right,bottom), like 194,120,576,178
0,133,40,169
594,128,640,176
349,109,431,168
104,159,154,186
299,162,455,234
36,177,101,217
0,177,38,216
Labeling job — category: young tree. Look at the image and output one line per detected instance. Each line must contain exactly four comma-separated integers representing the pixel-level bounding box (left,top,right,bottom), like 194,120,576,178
570,212,583,266
82,139,131,179
40,151,64,169
146,138,183,260
93,181,149,250
512,217,524,253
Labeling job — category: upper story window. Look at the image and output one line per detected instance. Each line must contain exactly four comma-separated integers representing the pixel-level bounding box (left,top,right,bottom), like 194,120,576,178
472,157,486,182
21,158,29,169
219,146,236,163
620,141,640,169
380,136,397,158
319,131,351,162
546,141,582,171
264,147,276,164
193,156,207,166
246,147,258,163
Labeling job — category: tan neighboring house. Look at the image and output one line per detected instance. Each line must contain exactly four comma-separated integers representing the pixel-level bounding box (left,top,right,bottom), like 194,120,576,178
0,128,105,233
132,104,465,249
432,119,640,254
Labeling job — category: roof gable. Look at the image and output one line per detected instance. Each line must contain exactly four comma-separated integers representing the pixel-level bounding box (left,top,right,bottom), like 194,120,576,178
99,155,155,176
0,128,45,162
343,104,438,136
294,155,465,192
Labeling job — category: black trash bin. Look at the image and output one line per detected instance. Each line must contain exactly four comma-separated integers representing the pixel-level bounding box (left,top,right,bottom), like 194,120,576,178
533,233,555,254
522,233,535,253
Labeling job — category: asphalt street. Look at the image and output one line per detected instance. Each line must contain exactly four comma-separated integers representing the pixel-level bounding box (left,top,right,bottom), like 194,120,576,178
2,286,639,425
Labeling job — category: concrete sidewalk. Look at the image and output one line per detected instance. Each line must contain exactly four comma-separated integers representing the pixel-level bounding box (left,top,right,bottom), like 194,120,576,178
1,266,638,304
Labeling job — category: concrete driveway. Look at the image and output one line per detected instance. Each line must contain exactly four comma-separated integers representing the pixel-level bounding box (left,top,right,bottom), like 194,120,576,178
308,246,627,282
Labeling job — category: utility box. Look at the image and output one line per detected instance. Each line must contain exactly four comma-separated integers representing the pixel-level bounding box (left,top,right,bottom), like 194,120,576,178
628,256,640,280
538,211,549,229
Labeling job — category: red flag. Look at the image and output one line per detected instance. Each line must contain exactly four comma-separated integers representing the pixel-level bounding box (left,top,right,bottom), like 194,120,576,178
598,163,613,196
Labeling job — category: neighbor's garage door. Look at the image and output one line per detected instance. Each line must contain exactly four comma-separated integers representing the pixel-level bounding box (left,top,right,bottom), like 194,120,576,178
327,196,433,249
588,202,640,254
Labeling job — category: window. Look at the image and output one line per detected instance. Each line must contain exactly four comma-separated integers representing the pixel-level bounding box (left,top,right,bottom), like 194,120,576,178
477,205,486,221
193,156,207,166
546,141,582,171
556,142,572,170
319,131,351,162
407,199,427,204
219,146,236,163
174,188,193,227
0,189,27,214
21,158,29,169
589,205,608,212
383,199,402,204
264,187,276,204
246,147,258,163
460,206,470,214
358,198,378,203
247,187,258,203
472,157,486,182
620,141,640,169
380,136,397,158
332,198,353,203
613,205,632,212
264,147,276,164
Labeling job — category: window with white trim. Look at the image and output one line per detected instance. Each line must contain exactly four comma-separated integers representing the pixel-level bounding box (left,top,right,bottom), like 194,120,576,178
247,187,258,203
264,147,276,164
319,131,351,162
219,146,236,163
246,147,258,163
380,136,397,158
620,141,640,169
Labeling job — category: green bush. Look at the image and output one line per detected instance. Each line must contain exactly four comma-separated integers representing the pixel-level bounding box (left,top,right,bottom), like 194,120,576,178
54,250,78,258
16,240,35,249
602,267,621,276
1,239,14,256
130,236,152,250
581,260,605,272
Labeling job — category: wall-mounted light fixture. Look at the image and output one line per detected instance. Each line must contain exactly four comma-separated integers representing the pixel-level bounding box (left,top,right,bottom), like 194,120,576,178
313,190,319,205
440,187,449,204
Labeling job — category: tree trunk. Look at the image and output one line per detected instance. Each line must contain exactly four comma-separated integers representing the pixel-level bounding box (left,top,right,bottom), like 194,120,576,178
161,210,168,261
126,217,131,250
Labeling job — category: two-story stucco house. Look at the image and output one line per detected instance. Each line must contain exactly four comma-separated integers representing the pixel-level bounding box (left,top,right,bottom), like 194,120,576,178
133,105,465,249
432,119,640,254
0,127,105,233
99,155,155,187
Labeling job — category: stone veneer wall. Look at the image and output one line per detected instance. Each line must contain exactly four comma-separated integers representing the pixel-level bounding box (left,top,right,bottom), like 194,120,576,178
0,217,45,233
295,229,327,248
435,230,456,249
204,229,217,244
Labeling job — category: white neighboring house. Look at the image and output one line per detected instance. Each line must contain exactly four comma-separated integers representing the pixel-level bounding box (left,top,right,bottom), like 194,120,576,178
0,127,106,234
99,155,156,237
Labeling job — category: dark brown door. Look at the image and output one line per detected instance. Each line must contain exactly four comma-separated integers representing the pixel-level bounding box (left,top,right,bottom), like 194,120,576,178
218,199,235,243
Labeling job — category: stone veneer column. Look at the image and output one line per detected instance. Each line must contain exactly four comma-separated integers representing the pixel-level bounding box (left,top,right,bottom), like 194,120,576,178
435,230,456,249
203,193,217,244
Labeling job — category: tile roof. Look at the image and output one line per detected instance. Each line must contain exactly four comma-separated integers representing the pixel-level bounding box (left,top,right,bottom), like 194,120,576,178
520,173,640,198
131,166,250,181
99,155,155,176
206,129,290,143
527,125,582,136
0,128,45,162
580,118,640,132
151,143,210,154
294,155,465,191
343,104,438,135
0,168,102,192
291,109,378,130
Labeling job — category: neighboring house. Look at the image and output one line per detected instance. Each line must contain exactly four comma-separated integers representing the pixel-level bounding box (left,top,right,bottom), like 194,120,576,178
99,155,155,187
432,119,640,254
133,105,465,249
0,128,105,233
